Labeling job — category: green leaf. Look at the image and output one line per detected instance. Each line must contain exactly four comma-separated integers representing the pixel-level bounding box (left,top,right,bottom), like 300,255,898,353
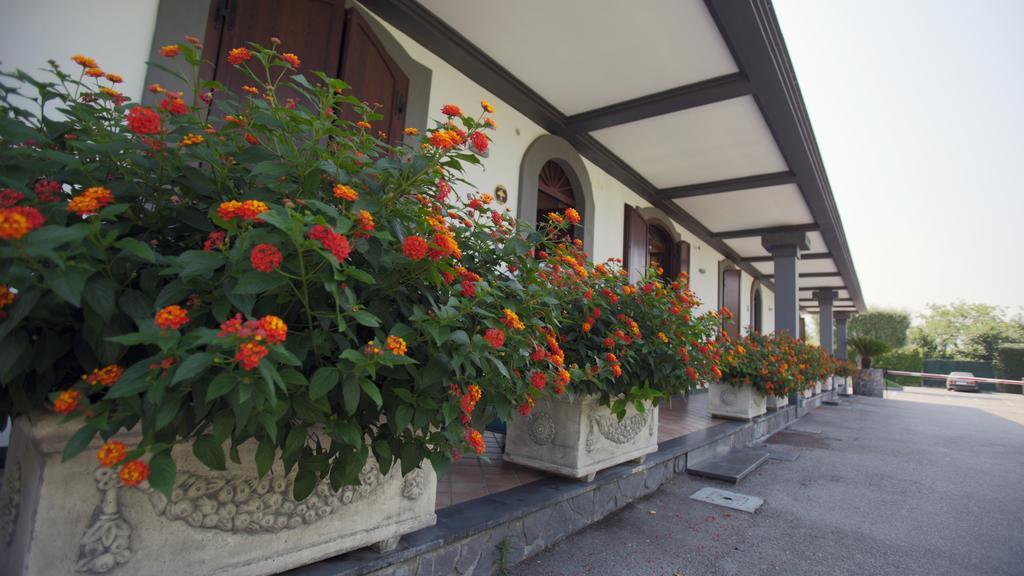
255,438,275,478
29,224,90,249
83,276,117,322
345,267,375,285
115,237,157,263
62,424,97,462
155,395,182,429
292,468,317,501
258,413,278,440
342,377,360,414
191,434,226,471
267,345,301,366
335,421,361,446
394,404,413,431
106,331,158,346
105,358,156,398
171,352,214,385
178,250,225,279
309,367,339,400
233,271,287,294
44,266,93,307
351,309,380,327
147,452,177,500
212,409,235,442
359,378,383,407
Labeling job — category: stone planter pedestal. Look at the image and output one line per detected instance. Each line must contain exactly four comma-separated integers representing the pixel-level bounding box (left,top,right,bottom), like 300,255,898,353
854,368,885,397
0,415,436,576
765,395,789,411
708,382,767,421
504,394,658,481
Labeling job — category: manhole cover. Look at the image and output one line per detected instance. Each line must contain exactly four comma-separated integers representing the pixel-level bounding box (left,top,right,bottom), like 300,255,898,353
767,431,831,449
689,487,764,513
760,445,800,461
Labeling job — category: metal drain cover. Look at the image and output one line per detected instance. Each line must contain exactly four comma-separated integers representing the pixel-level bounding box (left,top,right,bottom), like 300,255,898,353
690,487,764,513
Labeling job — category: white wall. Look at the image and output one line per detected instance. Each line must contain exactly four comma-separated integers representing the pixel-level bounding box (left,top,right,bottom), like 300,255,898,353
0,0,160,106
367,9,728,311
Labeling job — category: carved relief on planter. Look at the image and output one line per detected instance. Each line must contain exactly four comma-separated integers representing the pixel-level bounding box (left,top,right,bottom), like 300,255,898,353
527,410,556,446
0,463,21,547
708,381,767,421
73,459,426,573
584,412,649,453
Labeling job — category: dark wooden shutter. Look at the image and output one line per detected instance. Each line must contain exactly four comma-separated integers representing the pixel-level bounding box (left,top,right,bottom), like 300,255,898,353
623,205,648,283
676,240,691,281
722,268,741,339
340,9,409,144
203,0,346,103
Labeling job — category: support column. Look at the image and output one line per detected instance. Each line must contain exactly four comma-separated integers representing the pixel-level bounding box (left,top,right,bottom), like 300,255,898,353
835,312,851,396
761,232,810,337
814,290,838,354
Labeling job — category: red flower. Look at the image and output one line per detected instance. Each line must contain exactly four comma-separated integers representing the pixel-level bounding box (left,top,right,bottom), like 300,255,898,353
483,328,505,349
159,95,187,116
53,389,81,415
0,206,44,240
203,230,226,251
441,104,462,117
530,371,547,390
466,429,485,454
34,179,64,202
280,52,301,68
236,341,268,371
126,107,161,135
155,305,189,330
308,225,351,261
250,243,283,272
119,460,149,486
160,45,181,58
97,441,127,467
564,207,581,225
460,279,476,298
470,131,489,154
0,188,24,208
402,235,429,260
227,47,252,65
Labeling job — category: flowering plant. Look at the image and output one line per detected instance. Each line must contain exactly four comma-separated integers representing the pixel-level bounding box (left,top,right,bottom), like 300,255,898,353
832,358,857,378
719,332,800,398
518,217,722,418
0,39,556,499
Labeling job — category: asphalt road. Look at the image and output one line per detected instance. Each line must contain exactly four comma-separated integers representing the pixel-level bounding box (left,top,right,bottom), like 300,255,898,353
513,388,1024,576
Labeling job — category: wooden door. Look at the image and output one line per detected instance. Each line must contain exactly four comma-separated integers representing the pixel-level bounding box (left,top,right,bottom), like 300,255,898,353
623,205,648,283
339,9,409,143
202,0,347,102
675,240,691,281
722,268,741,339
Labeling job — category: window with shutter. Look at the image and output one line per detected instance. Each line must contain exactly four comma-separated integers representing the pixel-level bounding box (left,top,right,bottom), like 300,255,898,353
676,240,691,281
623,205,648,283
646,224,675,280
721,268,741,339
537,160,577,239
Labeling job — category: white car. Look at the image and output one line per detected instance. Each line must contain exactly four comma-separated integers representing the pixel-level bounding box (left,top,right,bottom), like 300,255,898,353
946,371,979,392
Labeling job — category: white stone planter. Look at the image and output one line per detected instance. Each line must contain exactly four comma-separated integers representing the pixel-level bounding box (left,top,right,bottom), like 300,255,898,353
504,394,658,481
802,388,814,399
765,394,789,411
708,381,767,421
835,375,851,395
814,381,823,394
0,415,436,576
821,378,834,391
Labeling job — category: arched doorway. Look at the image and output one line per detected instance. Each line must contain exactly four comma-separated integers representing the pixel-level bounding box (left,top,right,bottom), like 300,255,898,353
647,222,675,281
751,285,763,334
537,160,577,239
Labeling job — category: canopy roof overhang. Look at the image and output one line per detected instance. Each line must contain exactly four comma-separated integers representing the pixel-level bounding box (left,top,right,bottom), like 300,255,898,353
362,0,864,313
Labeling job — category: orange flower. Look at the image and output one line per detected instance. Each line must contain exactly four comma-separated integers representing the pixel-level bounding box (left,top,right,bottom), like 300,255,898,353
84,67,104,78
280,52,301,68
364,339,382,356
0,284,15,309
332,184,358,201
160,44,181,57
564,208,581,225
119,460,149,486
356,210,375,233
484,117,497,129
441,104,462,117
403,235,429,260
480,100,495,113
83,364,124,387
242,85,259,95
500,308,525,330
235,341,268,371
155,305,189,330
218,199,268,222
428,129,463,150
67,187,115,216
53,389,82,414
179,133,204,146
147,83,165,94
0,207,44,240
404,127,419,136
226,47,252,65
97,441,127,468
72,54,98,69
356,121,372,130
105,73,123,84
385,335,408,356
466,429,485,454
258,315,288,344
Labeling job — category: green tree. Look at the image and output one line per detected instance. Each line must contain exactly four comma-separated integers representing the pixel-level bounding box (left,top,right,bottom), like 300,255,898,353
909,302,1024,362
848,309,910,349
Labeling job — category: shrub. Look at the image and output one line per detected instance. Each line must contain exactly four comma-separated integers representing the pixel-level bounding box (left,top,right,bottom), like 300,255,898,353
0,40,562,499
996,344,1024,380
848,336,891,368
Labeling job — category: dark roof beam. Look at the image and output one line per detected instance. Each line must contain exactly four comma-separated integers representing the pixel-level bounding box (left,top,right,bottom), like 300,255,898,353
659,171,797,199
711,223,818,240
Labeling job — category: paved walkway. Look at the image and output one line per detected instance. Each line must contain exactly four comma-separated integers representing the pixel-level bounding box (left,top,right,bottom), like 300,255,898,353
513,388,1024,576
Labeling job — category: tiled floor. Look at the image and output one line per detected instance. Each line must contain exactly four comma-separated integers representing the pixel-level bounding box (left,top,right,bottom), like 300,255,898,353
436,391,726,509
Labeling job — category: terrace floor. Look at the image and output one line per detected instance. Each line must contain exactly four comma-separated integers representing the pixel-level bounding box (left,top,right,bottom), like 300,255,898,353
436,390,726,509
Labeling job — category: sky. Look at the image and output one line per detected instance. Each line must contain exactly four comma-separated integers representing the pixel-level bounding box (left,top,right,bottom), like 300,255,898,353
773,0,1024,316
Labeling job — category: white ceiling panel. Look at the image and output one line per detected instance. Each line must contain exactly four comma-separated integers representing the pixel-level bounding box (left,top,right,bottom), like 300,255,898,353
417,0,737,114
798,276,845,289
675,184,812,232
591,96,788,188
722,236,769,258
